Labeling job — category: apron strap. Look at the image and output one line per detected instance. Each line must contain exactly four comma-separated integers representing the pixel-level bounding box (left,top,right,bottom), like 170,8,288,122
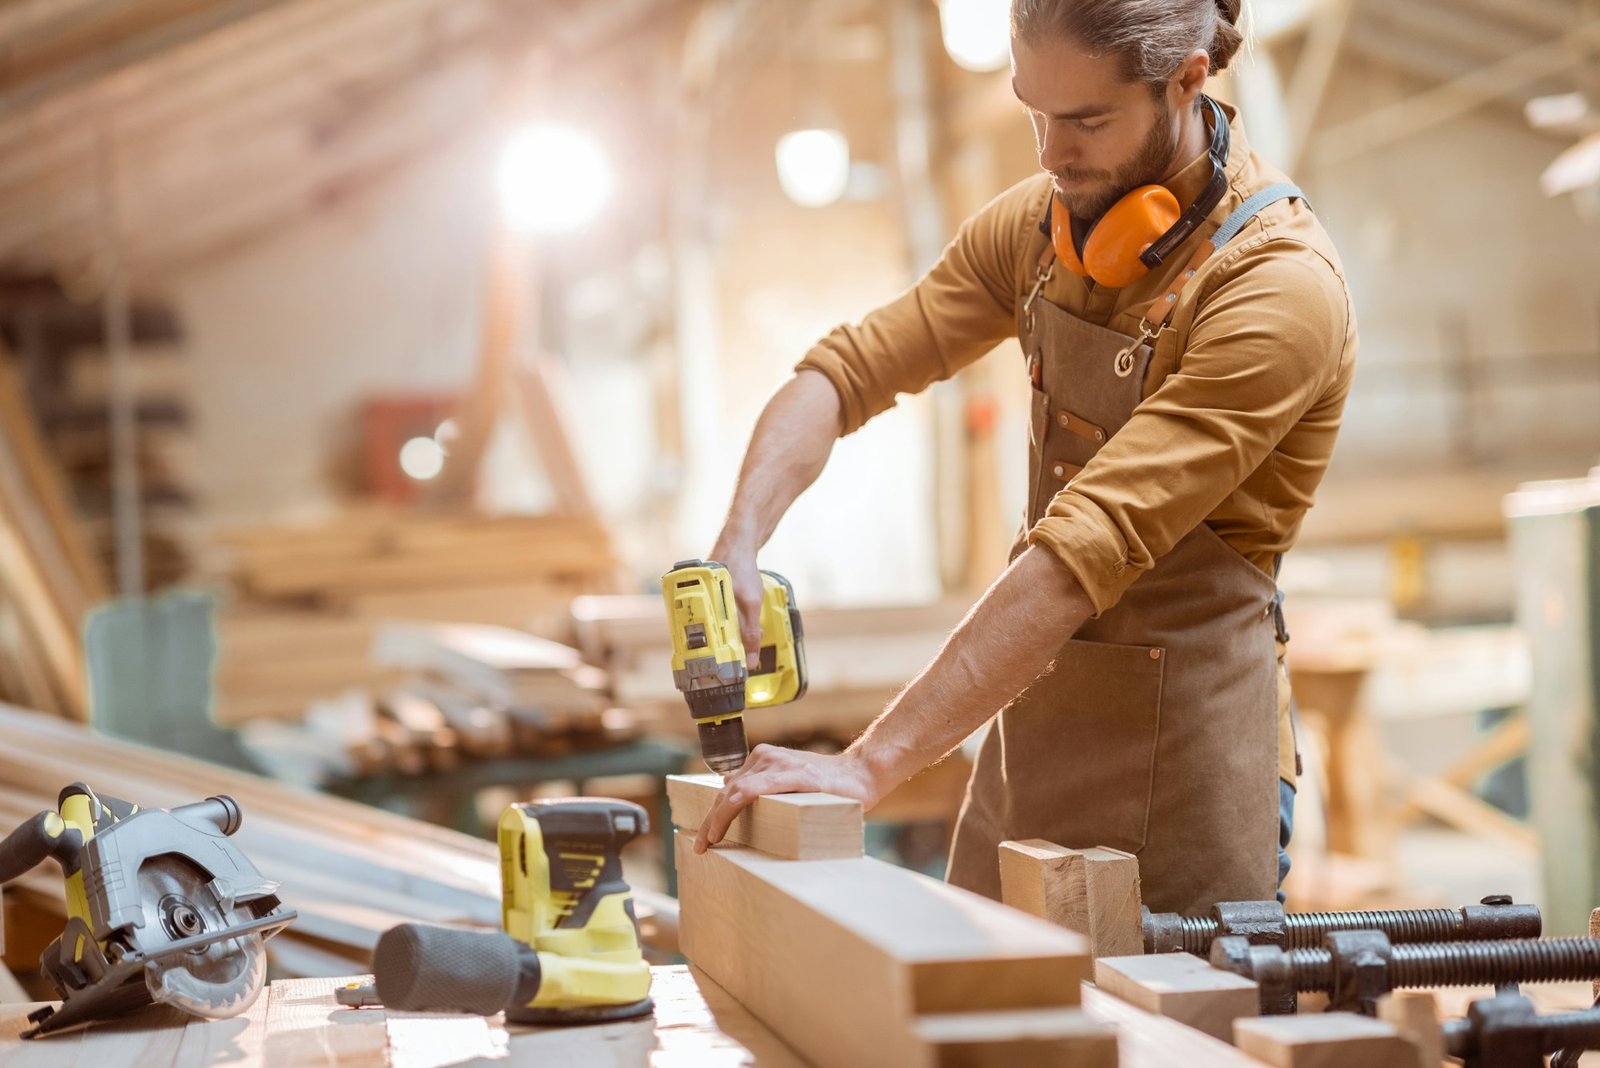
1135,181,1310,336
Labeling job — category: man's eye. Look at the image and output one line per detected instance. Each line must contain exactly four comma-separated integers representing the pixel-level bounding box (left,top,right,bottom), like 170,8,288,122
1076,120,1108,134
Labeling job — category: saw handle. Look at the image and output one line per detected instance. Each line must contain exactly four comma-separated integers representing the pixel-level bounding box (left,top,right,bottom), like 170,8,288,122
0,811,84,883
172,795,243,837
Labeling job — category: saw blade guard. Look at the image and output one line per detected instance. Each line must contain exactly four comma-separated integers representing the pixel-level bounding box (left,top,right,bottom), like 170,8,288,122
145,930,267,1018
134,853,270,1017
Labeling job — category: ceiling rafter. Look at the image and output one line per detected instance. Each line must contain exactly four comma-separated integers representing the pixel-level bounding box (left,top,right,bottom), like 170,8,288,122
0,0,485,185
1312,18,1600,168
0,0,305,121
0,7,496,254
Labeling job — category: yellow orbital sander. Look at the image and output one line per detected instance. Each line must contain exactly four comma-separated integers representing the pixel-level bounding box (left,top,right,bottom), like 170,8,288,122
337,798,653,1024
661,559,808,773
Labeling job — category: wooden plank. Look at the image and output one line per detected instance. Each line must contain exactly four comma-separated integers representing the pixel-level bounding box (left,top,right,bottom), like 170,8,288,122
1375,992,1442,1068
1592,907,1600,1000
0,352,108,609
999,840,1142,959
1233,1014,1417,1068
0,1002,87,1065
675,831,1094,1067
509,360,599,520
171,984,271,1068
0,958,26,1004
1080,984,1270,1067
667,773,864,860
263,975,389,1066
912,1008,1117,1066
1094,953,1260,1043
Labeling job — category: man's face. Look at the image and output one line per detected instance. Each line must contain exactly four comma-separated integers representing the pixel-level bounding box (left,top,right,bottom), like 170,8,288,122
1011,33,1178,223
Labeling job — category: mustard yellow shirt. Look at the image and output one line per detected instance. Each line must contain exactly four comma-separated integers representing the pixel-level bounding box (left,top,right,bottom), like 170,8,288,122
797,104,1357,785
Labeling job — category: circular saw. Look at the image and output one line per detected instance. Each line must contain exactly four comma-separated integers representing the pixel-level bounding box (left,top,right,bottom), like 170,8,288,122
0,783,297,1039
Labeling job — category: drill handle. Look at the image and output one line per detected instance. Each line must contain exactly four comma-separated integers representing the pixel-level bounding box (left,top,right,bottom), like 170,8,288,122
0,811,84,884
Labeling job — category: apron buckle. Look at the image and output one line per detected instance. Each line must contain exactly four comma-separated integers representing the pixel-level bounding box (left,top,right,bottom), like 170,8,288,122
1114,318,1161,378
1023,261,1054,337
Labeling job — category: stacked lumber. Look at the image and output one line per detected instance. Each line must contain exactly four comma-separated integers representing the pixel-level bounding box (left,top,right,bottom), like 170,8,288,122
209,509,621,725
0,701,672,980
1,279,195,591
235,622,639,787
215,511,618,607
0,353,108,720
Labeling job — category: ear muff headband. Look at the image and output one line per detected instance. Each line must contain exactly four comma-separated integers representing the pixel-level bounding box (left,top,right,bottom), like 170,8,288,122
1049,95,1231,288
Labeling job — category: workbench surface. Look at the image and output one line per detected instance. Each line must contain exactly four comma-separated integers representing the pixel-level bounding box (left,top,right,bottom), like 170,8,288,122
0,965,807,1067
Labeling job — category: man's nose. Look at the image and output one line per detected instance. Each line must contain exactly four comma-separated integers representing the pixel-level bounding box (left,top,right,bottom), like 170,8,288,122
1037,123,1074,173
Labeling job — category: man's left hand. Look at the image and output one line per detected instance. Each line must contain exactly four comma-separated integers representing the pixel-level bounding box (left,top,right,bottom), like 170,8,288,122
692,743,885,854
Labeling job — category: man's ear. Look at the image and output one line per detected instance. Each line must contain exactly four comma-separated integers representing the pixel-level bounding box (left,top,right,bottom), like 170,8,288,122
1169,49,1211,109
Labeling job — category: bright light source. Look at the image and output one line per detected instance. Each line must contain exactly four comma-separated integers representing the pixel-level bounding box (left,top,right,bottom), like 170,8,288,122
399,436,445,481
774,128,850,208
498,123,614,233
1525,92,1591,131
939,0,1011,73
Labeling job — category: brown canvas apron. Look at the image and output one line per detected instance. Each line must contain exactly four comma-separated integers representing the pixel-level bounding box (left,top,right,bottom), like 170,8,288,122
945,251,1284,915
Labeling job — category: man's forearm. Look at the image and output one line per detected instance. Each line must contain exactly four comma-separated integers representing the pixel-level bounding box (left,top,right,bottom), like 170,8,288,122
848,546,1095,795
712,370,842,556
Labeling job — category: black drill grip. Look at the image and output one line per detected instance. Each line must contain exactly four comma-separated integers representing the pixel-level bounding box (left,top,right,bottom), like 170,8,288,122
0,811,83,884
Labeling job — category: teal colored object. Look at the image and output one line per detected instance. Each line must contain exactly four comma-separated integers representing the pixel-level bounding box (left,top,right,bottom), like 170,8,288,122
84,589,259,772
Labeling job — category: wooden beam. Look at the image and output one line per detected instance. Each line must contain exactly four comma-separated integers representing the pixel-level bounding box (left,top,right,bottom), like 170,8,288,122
1440,712,1529,790
1283,0,1352,171
1311,21,1600,168
0,0,303,122
1233,1014,1418,1068
998,840,1143,959
1094,954,1260,1043
1375,992,1443,1068
674,831,1100,1067
667,773,864,860
1080,984,1272,1067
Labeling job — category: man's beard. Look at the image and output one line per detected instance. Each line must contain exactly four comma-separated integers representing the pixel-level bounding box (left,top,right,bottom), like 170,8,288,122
1053,98,1178,224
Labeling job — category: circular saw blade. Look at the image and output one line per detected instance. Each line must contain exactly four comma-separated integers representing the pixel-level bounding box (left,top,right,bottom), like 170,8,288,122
136,856,269,1019
144,929,266,1019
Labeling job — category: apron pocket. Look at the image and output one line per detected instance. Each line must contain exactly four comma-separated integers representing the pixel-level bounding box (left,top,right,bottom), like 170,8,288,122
998,638,1165,855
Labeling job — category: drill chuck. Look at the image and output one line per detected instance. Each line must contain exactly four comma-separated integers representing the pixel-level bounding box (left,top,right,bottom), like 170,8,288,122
684,684,745,719
697,718,749,775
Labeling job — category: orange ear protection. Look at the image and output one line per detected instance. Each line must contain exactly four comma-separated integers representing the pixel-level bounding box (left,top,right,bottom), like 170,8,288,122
1049,95,1231,289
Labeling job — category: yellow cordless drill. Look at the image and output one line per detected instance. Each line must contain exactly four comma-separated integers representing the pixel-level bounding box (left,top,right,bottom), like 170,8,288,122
661,559,808,773
338,798,653,1024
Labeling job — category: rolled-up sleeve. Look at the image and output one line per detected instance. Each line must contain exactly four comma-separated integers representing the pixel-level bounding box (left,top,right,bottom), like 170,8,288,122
797,179,1046,435
1027,238,1351,614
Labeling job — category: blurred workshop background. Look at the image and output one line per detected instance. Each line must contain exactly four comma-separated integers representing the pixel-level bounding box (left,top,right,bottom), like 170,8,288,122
0,0,1598,997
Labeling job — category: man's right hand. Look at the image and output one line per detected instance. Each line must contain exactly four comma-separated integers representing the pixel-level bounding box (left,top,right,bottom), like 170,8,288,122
712,540,765,671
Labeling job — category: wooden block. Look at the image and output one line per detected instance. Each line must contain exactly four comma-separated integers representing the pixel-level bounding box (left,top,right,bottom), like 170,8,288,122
914,1008,1118,1066
1081,985,1269,1067
1376,991,1443,1068
1234,1014,1417,1068
1095,953,1259,1043
676,831,1093,1067
999,840,1142,958
1591,907,1599,1000
667,773,864,859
